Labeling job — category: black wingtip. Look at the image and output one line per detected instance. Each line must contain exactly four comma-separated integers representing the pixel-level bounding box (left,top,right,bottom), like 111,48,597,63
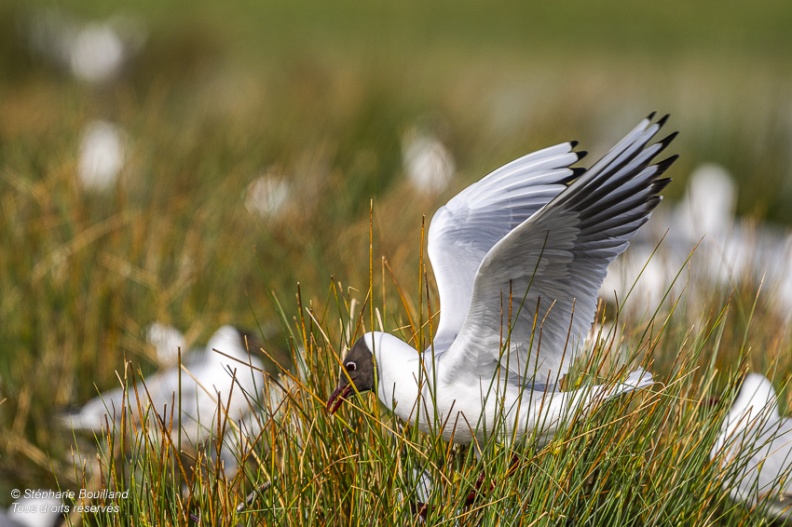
655,154,680,174
656,114,670,127
570,140,579,148
647,111,657,121
575,150,588,161
653,177,673,192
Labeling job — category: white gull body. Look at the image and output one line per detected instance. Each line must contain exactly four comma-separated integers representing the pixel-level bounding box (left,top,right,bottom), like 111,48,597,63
712,373,792,520
145,321,188,366
63,325,264,448
350,115,675,445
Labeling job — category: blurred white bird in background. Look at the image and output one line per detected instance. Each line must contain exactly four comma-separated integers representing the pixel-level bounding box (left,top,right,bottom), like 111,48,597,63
61,325,264,451
711,373,792,521
401,127,455,195
77,120,125,193
25,7,147,84
674,163,737,243
244,172,292,219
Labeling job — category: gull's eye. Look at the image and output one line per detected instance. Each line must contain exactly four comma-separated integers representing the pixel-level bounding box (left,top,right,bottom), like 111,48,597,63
345,361,357,372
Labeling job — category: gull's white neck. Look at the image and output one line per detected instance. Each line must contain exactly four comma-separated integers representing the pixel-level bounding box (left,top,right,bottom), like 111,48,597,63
364,331,425,422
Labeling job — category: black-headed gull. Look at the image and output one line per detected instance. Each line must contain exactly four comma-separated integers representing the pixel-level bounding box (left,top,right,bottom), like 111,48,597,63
328,114,676,444
711,373,792,520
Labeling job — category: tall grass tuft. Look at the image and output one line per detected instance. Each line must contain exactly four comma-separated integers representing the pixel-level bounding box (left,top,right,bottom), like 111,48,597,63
54,226,789,526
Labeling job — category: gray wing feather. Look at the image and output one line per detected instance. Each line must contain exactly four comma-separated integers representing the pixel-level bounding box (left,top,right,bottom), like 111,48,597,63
441,115,676,383
427,144,582,351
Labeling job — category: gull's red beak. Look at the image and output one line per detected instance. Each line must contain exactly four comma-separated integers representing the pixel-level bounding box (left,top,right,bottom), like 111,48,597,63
326,384,353,414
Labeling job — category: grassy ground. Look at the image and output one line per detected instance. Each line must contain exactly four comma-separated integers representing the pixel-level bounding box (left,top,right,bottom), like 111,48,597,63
1,0,792,525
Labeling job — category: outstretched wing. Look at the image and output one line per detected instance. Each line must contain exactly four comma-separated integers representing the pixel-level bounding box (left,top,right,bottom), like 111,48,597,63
440,114,677,384
428,142,584,352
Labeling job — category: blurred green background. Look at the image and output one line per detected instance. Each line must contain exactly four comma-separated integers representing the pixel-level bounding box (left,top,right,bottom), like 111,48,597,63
1,0,791,500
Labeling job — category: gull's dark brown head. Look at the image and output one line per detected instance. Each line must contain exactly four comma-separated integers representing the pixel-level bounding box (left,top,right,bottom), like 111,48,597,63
326,337,375,414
